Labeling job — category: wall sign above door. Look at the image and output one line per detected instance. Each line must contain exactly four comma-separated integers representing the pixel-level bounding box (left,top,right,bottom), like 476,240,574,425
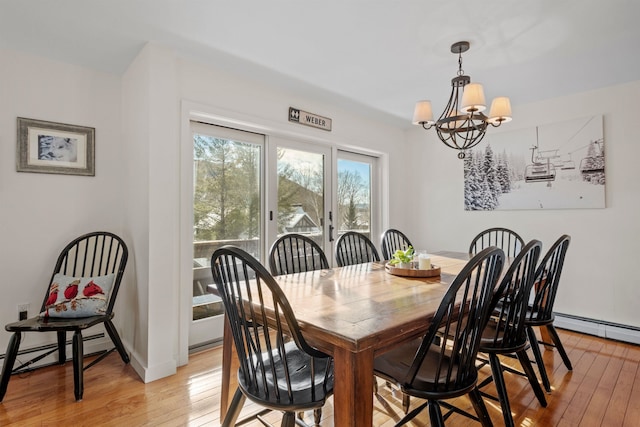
288,107,332,131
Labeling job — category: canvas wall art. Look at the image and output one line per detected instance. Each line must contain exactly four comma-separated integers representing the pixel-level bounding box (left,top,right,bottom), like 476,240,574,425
463,115,604,211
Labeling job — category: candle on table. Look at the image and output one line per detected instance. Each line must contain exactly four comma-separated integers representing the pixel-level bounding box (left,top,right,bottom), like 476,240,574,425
418,254,431,270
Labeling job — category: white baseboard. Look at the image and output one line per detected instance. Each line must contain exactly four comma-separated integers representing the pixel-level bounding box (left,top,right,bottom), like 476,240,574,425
126,345,177,383
554,313,640,346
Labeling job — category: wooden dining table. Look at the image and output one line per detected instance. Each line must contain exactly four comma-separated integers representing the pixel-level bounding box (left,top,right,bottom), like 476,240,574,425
216,251,471,427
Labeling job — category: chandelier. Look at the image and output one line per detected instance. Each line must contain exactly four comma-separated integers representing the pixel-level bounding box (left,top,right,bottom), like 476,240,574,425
412,41,512,159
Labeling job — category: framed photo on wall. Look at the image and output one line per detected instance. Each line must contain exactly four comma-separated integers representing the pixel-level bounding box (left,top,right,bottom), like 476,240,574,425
16,117,95,176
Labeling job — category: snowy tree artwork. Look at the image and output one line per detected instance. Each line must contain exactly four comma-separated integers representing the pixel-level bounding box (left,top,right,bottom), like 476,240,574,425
464,115,604,210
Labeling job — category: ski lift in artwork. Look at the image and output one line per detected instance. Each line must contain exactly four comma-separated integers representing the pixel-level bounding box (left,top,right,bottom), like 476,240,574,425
525,161,556,183
561,154,576,170
554,154,576,170
525,128,557,183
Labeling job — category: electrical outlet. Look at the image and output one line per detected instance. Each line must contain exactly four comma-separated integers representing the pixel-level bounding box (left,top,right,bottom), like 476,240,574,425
18,303,29,320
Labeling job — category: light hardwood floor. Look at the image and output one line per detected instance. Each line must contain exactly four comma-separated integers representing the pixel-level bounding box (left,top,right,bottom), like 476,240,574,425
0,328,639,426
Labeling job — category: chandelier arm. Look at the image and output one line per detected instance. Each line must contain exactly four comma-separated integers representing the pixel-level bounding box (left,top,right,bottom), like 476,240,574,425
468,112,489,131
437,86,459,124
435,130,465,151
467,129,487,149
463,119,487,149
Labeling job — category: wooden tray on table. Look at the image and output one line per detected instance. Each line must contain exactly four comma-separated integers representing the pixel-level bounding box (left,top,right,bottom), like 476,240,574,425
385,263,441,278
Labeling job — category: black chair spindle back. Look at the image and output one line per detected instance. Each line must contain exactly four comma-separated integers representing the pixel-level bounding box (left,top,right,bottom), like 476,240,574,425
269,233,329,276
469,227,524,258
380,228,413,261
335,231,380,267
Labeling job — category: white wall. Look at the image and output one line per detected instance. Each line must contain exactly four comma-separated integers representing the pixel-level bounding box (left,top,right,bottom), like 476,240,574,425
406,80,640,329
0,48,125,354
121,44,182,382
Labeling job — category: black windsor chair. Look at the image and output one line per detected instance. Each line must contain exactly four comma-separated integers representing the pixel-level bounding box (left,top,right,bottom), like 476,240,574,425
469,227,525,258
269,233,329,276
380,228,414,261
525,234,572,392
0,231,129,402
373,246,505,426
335,231,380,267
211,246,334,427
477,239,547,426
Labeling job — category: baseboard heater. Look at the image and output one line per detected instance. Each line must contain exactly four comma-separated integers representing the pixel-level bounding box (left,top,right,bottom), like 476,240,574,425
0,333,106,373
555,312,640,346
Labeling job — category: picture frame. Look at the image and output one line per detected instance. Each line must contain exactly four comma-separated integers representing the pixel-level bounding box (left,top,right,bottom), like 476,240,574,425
16,117,95,176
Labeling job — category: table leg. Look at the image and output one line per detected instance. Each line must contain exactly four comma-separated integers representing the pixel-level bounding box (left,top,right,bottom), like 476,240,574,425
332,346,374,426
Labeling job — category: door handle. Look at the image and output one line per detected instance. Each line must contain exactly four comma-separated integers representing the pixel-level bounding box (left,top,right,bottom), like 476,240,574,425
329,225,334,242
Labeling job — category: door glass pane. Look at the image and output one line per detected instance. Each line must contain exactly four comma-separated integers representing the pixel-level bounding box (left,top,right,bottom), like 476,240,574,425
337,158,372,240
192,130,262,321
276,147,325,249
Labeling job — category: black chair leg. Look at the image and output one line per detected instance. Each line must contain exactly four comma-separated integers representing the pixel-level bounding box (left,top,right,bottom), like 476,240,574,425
72,330,84,401
546,325,572,370
516,349,547,406
527,326,551,392
402,392,410,414
394,399,429,426
104,319,130,363
313,408,321,425
469,387,493,427
281,412,297,427
427,400,445,427
221,388,246,427
0,332,21,402
57,331,66,364
489,354,514,427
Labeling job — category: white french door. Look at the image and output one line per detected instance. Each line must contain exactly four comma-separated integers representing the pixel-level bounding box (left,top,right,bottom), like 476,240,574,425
335,150,380,246
189,122,265,349
266,137,333,261
185,121,380,350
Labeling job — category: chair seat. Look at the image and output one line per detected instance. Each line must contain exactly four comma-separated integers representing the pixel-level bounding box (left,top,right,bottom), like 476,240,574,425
239,341,334,411
524,309,555,326
374,339,476,400
478,320,528,354
5,314,113,332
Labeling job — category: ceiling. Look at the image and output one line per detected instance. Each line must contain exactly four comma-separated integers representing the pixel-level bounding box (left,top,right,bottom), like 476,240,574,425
2,0,639,128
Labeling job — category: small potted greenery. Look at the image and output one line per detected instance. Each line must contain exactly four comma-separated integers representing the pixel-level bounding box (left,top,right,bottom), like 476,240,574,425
388,246,415,269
